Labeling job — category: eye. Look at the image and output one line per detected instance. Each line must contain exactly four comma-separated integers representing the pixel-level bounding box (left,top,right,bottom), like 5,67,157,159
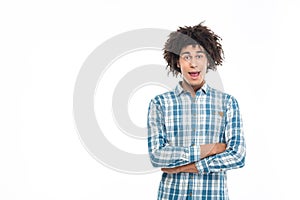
195,54,204,59
183,55,191,61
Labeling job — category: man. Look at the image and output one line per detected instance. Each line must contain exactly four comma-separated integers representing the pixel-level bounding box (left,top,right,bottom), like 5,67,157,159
147,22,246,199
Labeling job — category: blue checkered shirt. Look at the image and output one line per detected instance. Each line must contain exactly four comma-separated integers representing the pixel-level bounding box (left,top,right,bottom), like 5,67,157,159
147,82,246,200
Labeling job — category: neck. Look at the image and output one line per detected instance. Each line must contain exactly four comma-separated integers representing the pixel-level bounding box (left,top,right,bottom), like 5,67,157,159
182,80,205,97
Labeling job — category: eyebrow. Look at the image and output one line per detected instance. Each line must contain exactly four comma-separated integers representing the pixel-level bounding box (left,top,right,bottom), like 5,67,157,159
180,51,205,55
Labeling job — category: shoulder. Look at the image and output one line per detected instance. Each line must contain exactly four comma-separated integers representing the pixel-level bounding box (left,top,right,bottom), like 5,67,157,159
207,85,240,107
207,85,229,99
147,91,176,113
150,90,176,105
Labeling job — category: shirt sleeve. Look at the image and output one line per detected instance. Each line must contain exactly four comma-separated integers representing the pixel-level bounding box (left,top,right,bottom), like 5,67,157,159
195,96,246,173
147,99,201,168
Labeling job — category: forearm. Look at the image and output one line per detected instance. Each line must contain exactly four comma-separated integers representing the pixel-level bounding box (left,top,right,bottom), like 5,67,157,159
200,143,226,159
195,143,246,173
148,141,226,168
161,163,198,174
148,143,201,168
160,143,227,173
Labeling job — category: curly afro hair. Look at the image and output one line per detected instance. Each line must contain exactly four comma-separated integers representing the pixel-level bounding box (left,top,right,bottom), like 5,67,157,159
163,22,224,76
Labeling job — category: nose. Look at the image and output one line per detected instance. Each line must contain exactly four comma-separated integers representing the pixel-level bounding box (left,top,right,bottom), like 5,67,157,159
189,59,198,68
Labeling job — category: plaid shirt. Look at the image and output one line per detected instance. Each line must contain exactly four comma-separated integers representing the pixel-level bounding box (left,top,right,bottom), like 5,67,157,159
147,82,246,200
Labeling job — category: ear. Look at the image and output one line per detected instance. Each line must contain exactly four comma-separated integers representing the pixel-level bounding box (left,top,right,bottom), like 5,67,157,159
176,60,181,69
206,62,210,73
175,64,181,73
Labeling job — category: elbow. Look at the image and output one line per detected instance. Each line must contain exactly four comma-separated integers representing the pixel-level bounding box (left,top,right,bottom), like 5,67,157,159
149,152,163,168
151,162,161,168
237,155,246,169
227,146,246,169
235,147,246,169
148,150,174,168
149,154,159,168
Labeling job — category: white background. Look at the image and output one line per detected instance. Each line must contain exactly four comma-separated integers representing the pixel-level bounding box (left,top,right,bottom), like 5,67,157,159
1,0,300,199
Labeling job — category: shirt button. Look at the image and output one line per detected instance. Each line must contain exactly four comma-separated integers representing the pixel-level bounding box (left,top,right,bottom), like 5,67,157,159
189,192,192,196
191,143,195,146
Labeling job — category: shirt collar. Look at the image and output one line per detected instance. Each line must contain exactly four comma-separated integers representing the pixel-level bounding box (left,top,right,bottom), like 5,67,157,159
174,81,208,96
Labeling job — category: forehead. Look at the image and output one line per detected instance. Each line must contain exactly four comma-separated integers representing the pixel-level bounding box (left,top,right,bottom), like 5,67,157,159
180,44,205,54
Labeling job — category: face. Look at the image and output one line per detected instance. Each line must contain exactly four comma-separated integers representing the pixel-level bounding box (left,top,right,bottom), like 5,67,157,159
178,44,208,91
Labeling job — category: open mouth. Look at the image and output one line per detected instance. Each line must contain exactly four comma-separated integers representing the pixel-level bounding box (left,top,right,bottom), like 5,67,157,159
188,71,200,78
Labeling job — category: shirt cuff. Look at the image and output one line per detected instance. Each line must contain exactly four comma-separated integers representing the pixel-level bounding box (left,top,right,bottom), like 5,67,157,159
195,158,210,174
188,145,201,162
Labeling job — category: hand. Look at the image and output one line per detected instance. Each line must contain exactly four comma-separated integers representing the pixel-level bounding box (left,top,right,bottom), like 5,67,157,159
161,166,182,174
200,143,227,158
213,143,227,154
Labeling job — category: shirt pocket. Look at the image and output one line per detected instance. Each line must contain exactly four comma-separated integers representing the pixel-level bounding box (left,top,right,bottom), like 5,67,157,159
210,110,225,142
204,110,226,143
